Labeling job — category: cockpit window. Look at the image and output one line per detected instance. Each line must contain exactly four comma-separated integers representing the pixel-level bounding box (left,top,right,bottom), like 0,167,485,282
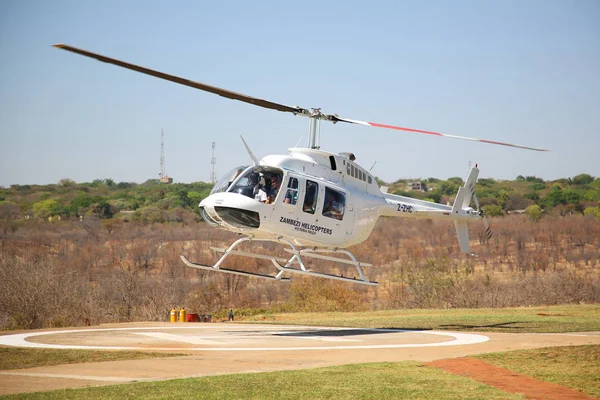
228,166,283,203
323,187,346,220
211,166,248,195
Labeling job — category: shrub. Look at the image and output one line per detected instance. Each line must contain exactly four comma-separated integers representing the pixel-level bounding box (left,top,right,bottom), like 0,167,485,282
583,206,600,220
525,205,542,221
482,204,503,217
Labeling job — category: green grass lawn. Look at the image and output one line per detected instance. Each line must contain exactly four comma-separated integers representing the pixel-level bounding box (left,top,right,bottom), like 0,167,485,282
0,347,183,370
1,362,524,400
243,304,600,333
476,344,600,399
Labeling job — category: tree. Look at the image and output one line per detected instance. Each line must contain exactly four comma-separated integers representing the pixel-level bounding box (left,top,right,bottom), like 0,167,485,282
438,181,459,196
505,194,533,211
59,178,76,187
91,200,115,219
32,199,62,219
572,174,594,185
482,204,503,217
101,219,122,234
563,189,581,205
525,205,542,221
525,176,544,183
543,185,565,208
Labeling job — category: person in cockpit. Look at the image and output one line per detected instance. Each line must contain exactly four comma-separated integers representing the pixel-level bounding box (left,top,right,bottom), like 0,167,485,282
254,177,268,203
267,177,280,204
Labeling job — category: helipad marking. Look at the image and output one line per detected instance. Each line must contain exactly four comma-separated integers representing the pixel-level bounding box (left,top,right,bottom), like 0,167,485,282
0,326,489,351
132,332,222,345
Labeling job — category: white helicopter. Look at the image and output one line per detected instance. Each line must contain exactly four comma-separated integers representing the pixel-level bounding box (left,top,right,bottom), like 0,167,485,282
54,44,547,286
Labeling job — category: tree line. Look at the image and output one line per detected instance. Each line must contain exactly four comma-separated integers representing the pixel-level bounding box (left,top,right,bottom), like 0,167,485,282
1,173,599,224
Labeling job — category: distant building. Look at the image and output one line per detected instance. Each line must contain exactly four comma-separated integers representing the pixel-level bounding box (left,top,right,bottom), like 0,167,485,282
406,181,425,191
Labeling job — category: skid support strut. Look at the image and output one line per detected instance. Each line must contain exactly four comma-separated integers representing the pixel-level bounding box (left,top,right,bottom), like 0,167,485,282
180,237,378,286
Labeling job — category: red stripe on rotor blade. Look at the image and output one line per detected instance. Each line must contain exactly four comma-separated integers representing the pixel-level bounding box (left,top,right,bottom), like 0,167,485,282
368,122,444,136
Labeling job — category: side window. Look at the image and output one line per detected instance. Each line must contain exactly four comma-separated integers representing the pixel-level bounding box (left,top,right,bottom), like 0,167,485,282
323,187,346,221
284,177,299,205
303,180,318,214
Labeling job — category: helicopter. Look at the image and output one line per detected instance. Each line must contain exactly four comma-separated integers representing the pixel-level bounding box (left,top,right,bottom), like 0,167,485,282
54,44,547,286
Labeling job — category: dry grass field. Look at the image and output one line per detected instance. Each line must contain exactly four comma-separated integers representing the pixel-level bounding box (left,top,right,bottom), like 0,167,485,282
0,214,598,329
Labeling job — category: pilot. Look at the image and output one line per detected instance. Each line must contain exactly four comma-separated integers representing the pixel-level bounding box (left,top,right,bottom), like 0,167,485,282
254,177,268,203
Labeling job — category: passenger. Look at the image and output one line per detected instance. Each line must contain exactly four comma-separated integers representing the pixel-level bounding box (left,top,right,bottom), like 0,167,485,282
303,188,315,212
254,177,268,203
267,177,280,204
323,194,344,220
284,190,294,204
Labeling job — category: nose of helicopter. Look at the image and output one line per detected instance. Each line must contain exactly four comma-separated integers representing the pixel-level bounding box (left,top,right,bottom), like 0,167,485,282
199,192,264,229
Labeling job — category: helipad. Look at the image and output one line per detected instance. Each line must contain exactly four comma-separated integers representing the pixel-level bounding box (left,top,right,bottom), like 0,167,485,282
0,324,489,351
1,323,599,395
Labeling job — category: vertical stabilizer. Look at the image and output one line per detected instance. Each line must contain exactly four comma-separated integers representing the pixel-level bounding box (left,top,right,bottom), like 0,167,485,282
452,167,479,213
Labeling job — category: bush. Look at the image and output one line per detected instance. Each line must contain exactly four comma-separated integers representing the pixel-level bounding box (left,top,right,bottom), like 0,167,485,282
572,174,594,185
525,205,542,221
482,204,503,217
584,206,600,220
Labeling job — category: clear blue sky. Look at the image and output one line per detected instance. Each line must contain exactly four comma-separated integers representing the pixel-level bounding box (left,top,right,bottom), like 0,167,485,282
1,0,598,187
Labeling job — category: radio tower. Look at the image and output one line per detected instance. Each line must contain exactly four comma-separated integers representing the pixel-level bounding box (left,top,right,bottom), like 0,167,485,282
159,128,173,184
210,142,217,183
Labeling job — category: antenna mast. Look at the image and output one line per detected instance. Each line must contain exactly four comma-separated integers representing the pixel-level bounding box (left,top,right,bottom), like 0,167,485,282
210,142,217,183
159,128,173,184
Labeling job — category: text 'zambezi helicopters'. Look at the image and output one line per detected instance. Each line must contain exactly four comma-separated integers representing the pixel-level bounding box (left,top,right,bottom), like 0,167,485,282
54,44,547,286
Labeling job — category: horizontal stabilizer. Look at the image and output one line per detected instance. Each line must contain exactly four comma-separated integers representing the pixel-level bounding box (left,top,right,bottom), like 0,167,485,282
454,221,471,253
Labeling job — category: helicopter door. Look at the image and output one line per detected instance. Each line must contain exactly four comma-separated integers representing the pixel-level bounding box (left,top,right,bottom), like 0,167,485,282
270,175,303,237
315,185,354,242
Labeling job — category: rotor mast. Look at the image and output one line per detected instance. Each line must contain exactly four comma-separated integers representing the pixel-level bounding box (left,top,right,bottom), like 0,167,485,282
308,109,323,149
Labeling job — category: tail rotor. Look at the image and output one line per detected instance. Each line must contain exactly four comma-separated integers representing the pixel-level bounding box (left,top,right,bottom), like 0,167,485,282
472,193,493,241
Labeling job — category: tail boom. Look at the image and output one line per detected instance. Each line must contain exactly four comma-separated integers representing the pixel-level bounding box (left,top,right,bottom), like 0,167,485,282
379,166,483,253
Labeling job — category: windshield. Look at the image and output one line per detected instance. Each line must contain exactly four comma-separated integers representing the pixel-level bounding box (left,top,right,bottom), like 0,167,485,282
228,166,284,203
210,166,248,195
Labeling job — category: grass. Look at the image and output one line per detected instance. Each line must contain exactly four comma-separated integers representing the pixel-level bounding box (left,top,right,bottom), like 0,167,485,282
476,344,600,399
1,362,524,400
0,347,183,370
243,304,600,333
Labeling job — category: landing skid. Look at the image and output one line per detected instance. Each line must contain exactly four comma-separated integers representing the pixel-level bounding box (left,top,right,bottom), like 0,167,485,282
180,237,378,286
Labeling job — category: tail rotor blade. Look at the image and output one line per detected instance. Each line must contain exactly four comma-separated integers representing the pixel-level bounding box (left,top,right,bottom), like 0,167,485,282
473,193,493,241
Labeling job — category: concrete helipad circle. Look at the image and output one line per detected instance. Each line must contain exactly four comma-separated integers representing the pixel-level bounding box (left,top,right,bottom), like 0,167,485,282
0,324,488,351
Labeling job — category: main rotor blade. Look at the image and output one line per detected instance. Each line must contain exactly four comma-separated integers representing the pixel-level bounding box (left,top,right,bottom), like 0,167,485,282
330,116,549,152
53,44,307,115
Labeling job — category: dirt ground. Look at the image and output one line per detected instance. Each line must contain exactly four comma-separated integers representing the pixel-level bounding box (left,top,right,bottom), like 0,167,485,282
1,323,599,396
428,358,596,400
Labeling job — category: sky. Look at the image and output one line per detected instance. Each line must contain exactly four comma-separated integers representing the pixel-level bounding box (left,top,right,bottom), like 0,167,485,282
1,0,599,187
